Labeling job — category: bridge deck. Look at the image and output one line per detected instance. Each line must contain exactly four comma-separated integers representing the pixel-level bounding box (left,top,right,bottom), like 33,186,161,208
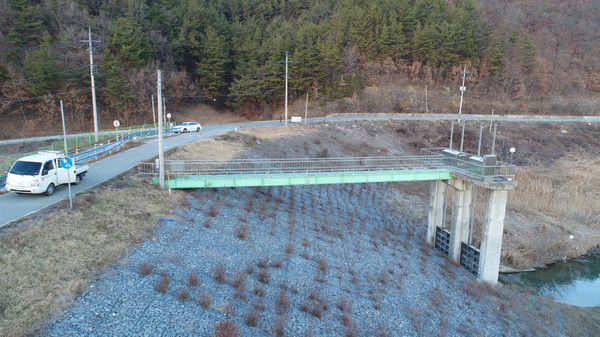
139,149,516,189
153,169,454,188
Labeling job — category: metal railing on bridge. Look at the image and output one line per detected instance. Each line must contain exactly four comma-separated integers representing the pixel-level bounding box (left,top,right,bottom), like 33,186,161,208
421,148,515,183
138,154,446,177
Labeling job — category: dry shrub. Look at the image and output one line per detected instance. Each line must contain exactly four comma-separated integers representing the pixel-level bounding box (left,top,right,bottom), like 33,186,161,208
276,290,290,313
155,274,170,293
232,272,247,289
273,316,287,336
188,270,199,287
246,307,261,327
258,199,268,220
138,262,154,276
284,243,294,254
337,296,351,312
317,258,327,274
258,258,268,269
464,280,496,301
378,269,389,285
306,288,328,318
213,264,226,283
253,285,266,297
246,263,255,275
198,293,211,309
341,313,352,327
214,320,240,337
207,204,218,217
177,287,190,302
375,325,390,337
236,224,249,240
203,218,212,228
271,258,283,268
258,269,270,284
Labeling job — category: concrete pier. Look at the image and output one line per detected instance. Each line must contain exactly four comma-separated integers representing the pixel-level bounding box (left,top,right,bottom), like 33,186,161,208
478,189,508,284
428,175,515,284
427,180,446,246
448,179,473,263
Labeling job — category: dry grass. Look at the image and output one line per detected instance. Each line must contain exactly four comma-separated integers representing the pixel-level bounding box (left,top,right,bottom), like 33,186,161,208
166,138,248,161
0,175,181,337
504,158,600,267
214,320,240,337
198,293,212,309
138,262,154,276
213,264,227,283
235,124,316,141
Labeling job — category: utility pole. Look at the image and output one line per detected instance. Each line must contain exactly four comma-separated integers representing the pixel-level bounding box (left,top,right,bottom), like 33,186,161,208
285,51,289,127
425,85,428,113
458,64,469,122
304,93,308,124
157,70,164,189
79,27,100,143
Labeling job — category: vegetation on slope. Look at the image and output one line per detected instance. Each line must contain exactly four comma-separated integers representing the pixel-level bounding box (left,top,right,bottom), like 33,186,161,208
1,0,598,138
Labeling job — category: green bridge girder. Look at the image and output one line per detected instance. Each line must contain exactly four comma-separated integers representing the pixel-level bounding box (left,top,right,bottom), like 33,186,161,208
153,169,454,189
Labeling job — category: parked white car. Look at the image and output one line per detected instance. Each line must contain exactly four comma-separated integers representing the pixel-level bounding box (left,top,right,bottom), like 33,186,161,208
173,122,202,133
5,151,88,196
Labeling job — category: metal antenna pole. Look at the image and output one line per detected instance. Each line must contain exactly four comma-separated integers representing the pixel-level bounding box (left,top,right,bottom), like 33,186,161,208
285,51,288,127
477,123,483,156
458,64,467,122
460,120,465,152
157,70,164,189
449,120,454,149
491,124,497,155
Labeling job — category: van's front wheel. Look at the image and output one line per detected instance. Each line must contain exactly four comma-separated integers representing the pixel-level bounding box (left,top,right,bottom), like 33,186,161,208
75,174,81,185
45,183,55,196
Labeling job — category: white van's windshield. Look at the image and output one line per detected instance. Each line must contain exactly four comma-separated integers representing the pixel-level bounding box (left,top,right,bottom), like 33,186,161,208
9,161,42,176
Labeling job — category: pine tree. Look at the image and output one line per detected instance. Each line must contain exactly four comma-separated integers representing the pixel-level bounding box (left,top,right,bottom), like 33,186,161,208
516,30,536,71
5,0,46,65
22,32,58,96
107,16,153,67
488,33,506,78
101,53,133,112
195,26,230,97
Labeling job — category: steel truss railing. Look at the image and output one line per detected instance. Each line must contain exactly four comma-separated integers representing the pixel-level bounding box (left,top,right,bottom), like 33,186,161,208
138,155,446,176
138,149,516,184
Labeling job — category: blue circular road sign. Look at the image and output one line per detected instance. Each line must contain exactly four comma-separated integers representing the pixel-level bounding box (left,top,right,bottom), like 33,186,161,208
61,156,74,169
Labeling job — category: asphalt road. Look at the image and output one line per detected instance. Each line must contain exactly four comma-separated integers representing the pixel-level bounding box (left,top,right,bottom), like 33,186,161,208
0,120,279,228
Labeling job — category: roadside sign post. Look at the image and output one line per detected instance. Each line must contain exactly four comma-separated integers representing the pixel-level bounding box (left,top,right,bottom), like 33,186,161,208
114,120,121,150
60,100,73,209
61,157,74,210
167,113,171,132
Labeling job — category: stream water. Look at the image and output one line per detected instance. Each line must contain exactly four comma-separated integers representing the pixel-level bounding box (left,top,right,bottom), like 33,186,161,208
501,254,600,307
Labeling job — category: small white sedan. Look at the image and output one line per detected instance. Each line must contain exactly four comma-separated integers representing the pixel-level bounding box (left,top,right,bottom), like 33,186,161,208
173,122,202,133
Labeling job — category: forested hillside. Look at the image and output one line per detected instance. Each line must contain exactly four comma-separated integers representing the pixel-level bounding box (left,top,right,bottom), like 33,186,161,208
0,0,598,137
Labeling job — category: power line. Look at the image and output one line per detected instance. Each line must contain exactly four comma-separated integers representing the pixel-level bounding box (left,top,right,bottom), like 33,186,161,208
0,66,88,85
0,88,91,106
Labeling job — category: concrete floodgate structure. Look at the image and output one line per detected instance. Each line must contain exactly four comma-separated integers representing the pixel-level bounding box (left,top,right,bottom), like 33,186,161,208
139,148,516,284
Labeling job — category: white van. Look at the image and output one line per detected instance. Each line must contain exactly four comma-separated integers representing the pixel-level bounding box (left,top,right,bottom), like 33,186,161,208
5,151,89,196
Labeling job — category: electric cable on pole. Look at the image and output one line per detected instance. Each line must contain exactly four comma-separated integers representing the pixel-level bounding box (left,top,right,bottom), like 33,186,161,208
78,27,101,143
